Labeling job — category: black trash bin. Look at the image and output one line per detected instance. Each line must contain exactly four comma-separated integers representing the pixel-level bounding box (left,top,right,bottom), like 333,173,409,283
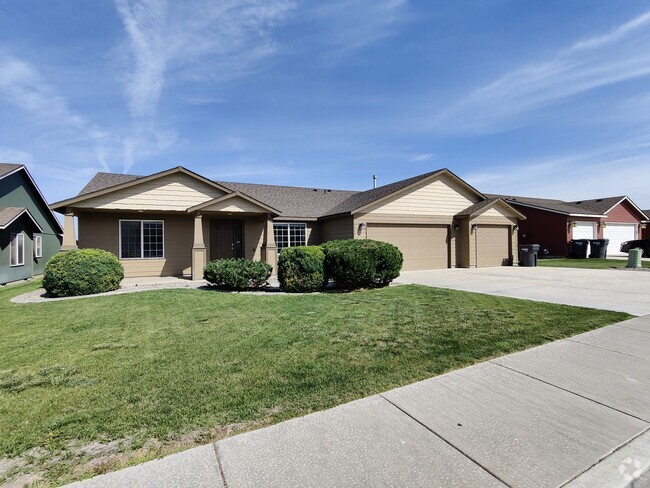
519,244,540,267
589,239,609,259
569,239,589,259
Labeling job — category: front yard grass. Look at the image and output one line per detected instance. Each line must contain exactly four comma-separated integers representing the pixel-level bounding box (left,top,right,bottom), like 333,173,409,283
538,257,650,269
0,280,629,485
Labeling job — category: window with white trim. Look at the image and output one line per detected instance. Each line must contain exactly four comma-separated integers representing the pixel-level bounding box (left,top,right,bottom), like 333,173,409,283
34,235,43,258
119,220,164,259
10,233,24,266
273,223,306,250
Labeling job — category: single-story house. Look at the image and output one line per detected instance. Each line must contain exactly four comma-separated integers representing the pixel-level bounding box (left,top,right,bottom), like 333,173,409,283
50,166,525,279
1,164,63,285
492,194,648,257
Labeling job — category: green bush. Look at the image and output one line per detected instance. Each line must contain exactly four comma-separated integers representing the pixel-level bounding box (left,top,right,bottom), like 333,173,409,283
321,239,403,290
43,249,124,297
278,246,325,293
203,258,272,290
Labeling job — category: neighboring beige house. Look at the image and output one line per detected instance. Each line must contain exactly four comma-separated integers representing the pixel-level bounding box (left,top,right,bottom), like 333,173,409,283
50,166,525,279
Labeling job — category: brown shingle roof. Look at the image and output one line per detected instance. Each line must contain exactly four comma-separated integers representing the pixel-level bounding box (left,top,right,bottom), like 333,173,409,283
488,194,605,216
71,167,485,219
567,196,627,215
0,163,23,178
0,207,26,227
0,206,43,231
78,172,142,195
215,181,356,218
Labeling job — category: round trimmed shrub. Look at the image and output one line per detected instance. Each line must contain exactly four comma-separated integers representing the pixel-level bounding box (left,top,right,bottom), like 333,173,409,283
278,246,325,293
43,248,124,297
320,239,403,290
203,258,272,290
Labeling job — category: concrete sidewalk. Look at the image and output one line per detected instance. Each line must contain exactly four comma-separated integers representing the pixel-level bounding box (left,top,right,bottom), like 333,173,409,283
68,315,650,488
395,267,650,316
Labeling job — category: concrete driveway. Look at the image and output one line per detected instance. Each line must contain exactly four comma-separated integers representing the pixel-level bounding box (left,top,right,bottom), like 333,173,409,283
395,267,650,316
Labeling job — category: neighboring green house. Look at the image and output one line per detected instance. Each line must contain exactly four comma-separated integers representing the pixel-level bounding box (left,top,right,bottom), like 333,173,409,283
0,164,63,285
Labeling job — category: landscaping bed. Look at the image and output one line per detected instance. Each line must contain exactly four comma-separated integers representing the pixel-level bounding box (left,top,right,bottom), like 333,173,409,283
0,280,629,486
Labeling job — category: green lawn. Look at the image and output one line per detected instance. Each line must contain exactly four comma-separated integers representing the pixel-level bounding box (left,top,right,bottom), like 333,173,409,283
0,281,629,486
538,257,650,269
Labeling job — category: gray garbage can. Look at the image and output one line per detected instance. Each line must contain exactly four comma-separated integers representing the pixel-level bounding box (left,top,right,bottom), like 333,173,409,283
588,239,609,259
569,239,589,259
519,244,540,267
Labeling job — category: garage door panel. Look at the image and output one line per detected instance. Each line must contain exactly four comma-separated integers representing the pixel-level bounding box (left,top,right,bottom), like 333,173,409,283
476,225,511,267
366,224,448,271
604,224,636,256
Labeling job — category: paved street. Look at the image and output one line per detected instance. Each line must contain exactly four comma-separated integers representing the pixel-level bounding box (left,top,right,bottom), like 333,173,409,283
396,267,650,315
69,314,650,488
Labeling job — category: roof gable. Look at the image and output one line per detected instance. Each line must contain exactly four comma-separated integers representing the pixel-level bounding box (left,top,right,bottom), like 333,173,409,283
0,164,63,234
0,207,44,231
188,192,280,214
324,169,485,217
456,197,526,220
51,167,231,212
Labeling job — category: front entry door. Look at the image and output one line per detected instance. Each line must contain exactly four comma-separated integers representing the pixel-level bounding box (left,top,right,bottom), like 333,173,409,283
211,220,244,259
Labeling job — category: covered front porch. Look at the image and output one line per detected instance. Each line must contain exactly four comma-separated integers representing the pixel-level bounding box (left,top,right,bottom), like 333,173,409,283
188,191,281,279
60,192,280,280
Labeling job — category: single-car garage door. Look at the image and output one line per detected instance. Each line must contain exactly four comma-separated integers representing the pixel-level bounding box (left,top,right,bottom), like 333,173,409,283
604,224,636,256
475,225,511,267
366,223,448,271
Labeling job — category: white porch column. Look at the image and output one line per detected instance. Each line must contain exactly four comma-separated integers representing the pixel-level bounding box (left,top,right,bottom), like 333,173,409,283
261,213,277,275
60,208,78,251
191,212,207,280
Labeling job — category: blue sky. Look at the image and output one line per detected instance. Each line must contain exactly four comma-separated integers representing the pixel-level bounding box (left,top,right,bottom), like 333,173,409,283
1,0,649,208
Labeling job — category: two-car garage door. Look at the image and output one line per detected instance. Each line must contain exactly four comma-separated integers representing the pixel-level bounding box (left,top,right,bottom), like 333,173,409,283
366,223,448,271
366,223,513,270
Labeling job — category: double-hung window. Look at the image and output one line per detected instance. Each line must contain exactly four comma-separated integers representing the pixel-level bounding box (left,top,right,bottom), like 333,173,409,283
119,220,164,259
34,235,43,258
273,223,306,250
10,233,24,266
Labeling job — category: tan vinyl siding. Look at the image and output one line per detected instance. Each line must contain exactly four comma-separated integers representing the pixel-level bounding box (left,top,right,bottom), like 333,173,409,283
78,212,193,277
74,173,224,211
202,196,267,213
244,218,264,260
365,176,480,216
321,216,353,241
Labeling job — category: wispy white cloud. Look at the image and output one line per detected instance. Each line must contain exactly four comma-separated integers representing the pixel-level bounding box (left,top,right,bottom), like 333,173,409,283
304,0,408,54
437,10,650,134
463,143,650,207
0,147,33,164
114,0,169,118
409,152,434,162
0,56,89,130
114,0,295,119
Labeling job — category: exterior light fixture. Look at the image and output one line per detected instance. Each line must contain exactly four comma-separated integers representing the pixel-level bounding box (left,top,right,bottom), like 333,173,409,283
513,225,519,232
471,224,478,232
568,221,577,229
358,222,367,232
453,224,461,232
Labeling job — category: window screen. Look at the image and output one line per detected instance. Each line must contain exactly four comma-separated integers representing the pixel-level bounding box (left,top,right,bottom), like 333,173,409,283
120,220,164,259
273,223,306,250
10,233,24,266
34,235,42,258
